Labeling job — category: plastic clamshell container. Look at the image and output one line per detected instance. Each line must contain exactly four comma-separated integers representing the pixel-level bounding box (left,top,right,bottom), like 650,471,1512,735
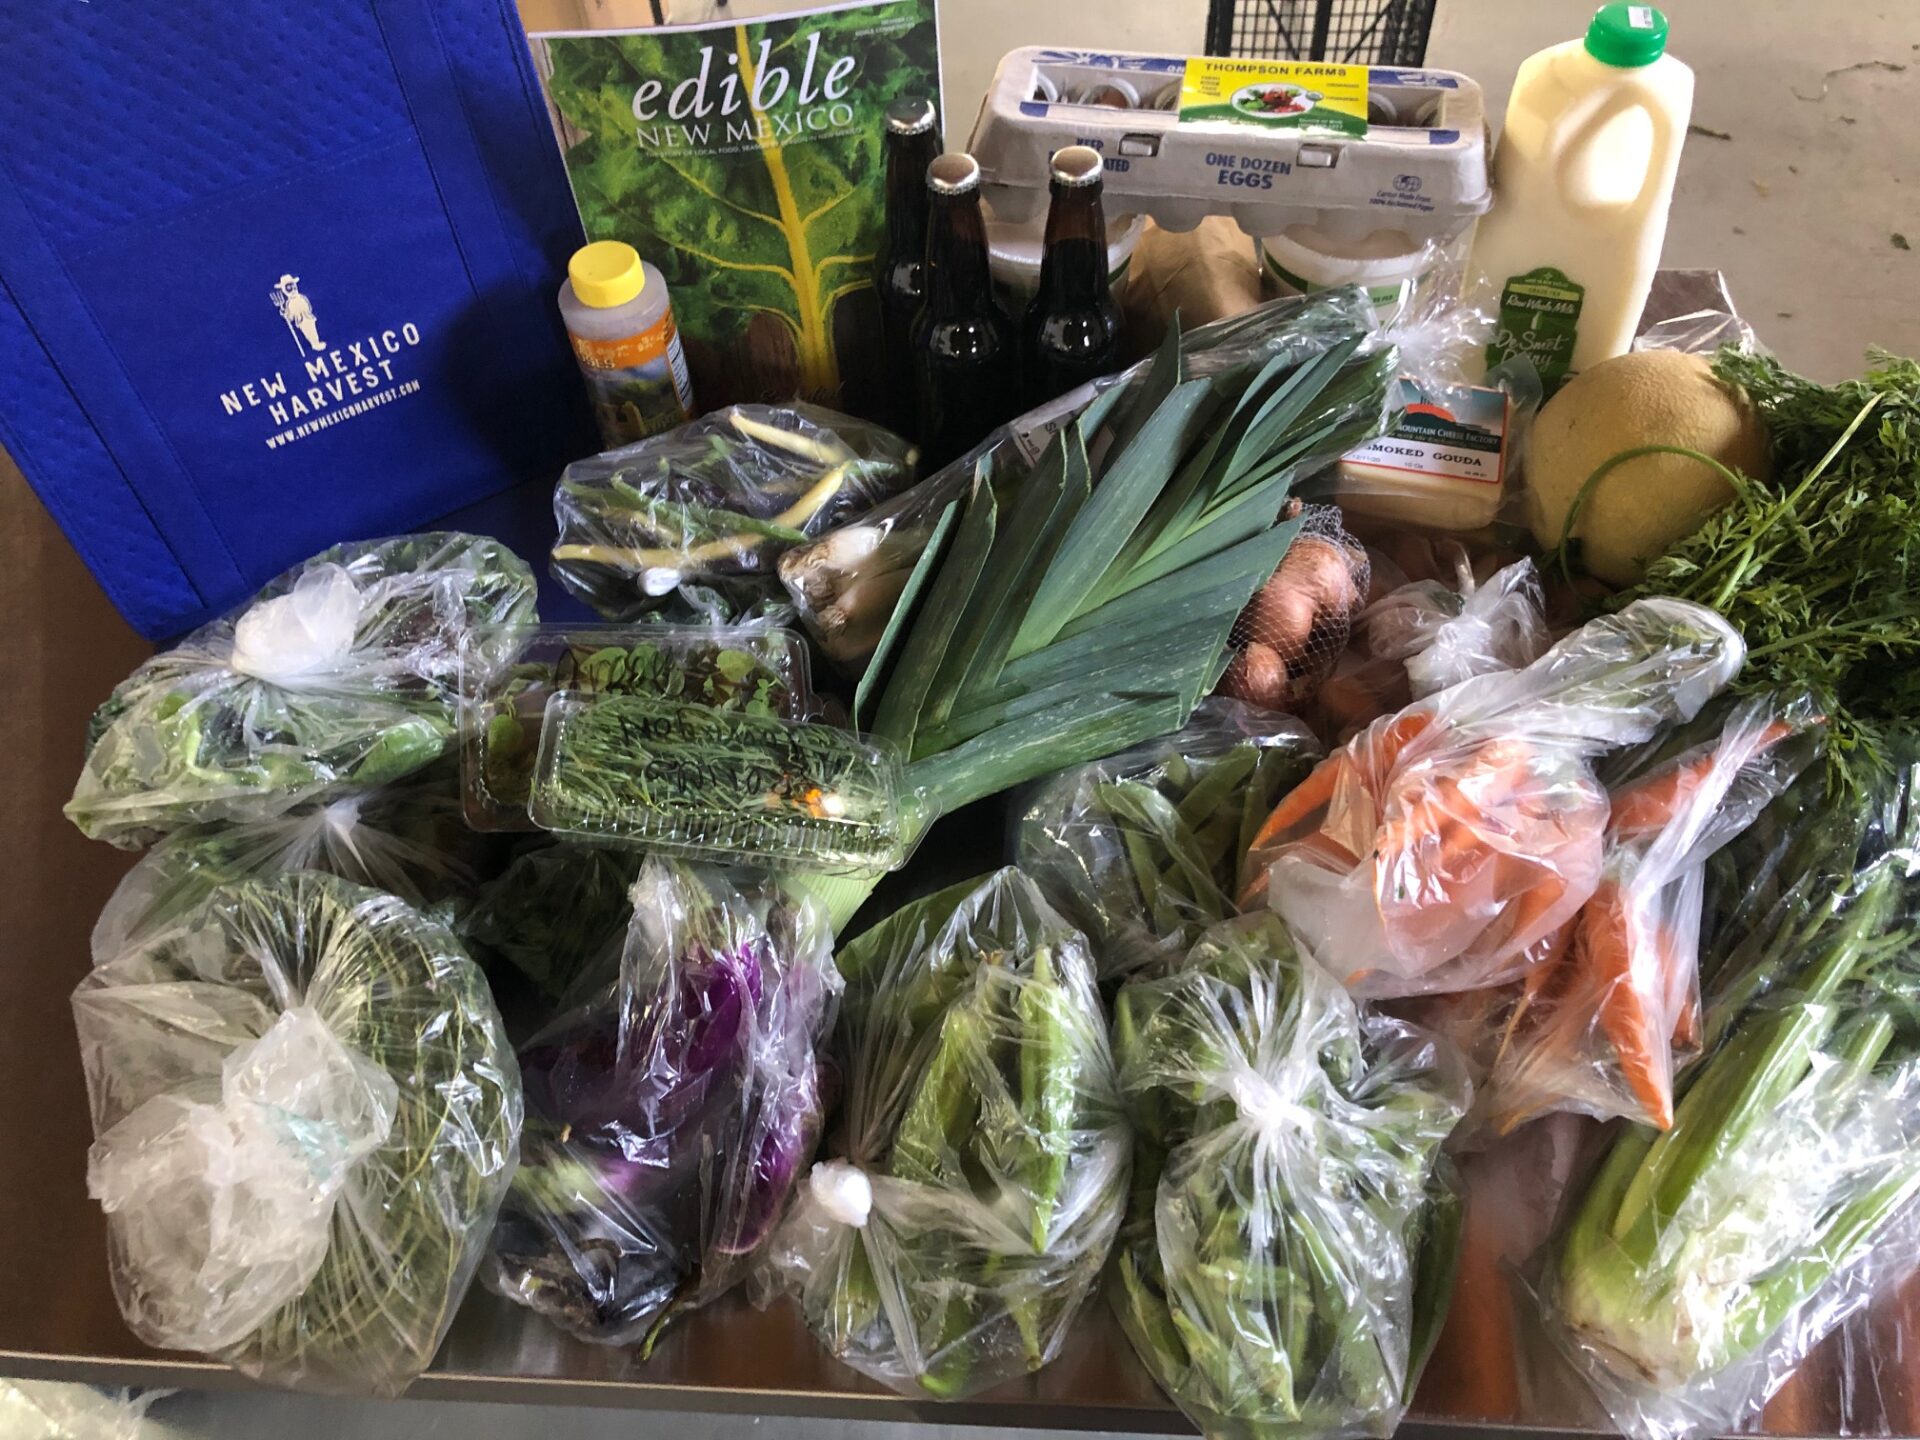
969,48,1490,242
528,692,910,872
460,624,814,831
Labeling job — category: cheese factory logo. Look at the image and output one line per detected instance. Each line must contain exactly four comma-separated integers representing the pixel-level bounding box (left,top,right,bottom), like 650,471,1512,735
219,269,427,449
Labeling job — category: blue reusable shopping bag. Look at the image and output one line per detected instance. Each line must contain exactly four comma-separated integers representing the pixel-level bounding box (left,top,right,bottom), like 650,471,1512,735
0,0,596,638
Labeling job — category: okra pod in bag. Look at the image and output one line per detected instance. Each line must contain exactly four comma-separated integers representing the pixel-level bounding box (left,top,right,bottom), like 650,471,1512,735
1110,913,1467,1440
762,868,1130,1398
1015,698,1321,983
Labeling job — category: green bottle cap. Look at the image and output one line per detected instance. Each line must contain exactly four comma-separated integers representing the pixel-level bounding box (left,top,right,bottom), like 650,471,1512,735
1585,4,1669,68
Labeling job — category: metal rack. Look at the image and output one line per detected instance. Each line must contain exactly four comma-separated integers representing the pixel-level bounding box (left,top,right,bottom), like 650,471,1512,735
1203,0,1438,67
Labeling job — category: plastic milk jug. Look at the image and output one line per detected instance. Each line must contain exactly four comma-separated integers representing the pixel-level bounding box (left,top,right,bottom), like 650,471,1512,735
1467,4,1693,386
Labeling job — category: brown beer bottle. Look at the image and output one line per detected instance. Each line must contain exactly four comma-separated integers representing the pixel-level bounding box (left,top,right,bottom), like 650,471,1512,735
911,153,1019,469
873,97,941,434
1021,146,1124,408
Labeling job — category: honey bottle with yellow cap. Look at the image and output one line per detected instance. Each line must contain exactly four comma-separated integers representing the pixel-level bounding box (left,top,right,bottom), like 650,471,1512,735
560,239,696,450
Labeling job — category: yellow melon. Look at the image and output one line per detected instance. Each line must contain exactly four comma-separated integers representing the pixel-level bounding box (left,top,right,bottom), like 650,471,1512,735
1525,350,1771,586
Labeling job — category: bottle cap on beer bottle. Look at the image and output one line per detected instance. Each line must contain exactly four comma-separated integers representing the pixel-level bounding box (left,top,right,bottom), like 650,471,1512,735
1049,146,1104,188
927,153,982,195
886,97,938,136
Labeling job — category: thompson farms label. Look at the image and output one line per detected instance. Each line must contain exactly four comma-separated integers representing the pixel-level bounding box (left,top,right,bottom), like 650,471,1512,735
1179,58,1368,137
532,1,941,415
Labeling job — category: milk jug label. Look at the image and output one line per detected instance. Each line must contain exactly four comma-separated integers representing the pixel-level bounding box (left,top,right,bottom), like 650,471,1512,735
1487,266,1584,386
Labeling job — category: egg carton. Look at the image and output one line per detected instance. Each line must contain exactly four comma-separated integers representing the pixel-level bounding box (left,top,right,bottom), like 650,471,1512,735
967,48,1492,242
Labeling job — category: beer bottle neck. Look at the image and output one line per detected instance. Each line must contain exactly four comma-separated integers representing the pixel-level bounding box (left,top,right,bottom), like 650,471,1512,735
1036,180,1112,307
924,188,995,317
885,132,940,258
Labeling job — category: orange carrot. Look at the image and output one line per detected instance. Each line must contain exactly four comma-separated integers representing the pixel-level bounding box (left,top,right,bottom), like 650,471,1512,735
1606,719,1796,840
1246,751,1351,855
1579,881,1677,1130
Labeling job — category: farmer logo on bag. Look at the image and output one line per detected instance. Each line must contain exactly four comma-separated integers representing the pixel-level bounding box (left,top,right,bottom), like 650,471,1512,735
531,2,942,417
217,269,428,450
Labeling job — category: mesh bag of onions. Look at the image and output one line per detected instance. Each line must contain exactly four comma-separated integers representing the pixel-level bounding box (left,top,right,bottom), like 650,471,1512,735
1217,504,1370,714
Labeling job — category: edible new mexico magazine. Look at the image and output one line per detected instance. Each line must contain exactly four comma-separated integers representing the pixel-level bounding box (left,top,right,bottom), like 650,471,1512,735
531,1,942,416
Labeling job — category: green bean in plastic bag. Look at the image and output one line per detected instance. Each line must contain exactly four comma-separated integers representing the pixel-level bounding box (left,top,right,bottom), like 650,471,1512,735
1109,912,1467,1440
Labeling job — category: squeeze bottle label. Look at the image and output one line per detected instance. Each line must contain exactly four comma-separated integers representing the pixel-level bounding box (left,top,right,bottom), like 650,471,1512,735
569,311,694,446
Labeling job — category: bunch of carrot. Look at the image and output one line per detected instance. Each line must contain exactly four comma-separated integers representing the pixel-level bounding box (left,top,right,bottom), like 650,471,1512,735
1486,702,1814,1131
1239,599,1746,1002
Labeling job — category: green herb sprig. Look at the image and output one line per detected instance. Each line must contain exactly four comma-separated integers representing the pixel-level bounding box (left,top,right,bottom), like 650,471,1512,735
1618,350,1920,789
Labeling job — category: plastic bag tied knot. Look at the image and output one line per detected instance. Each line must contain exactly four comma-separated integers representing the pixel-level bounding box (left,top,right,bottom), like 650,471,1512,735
86,1006,399,1352
228,565,364,687
808,1158,873,1229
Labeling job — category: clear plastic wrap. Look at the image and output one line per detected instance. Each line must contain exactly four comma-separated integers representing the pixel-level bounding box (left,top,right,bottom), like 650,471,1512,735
778,289,1386,672
1109,911,1468,1440
1015,699,1321,981
529,693,910,873
486,859,837,1350
1486,697,1818,1131
459,842,644,1004
73,873,521,1395
549,404,919,622
460,623,815,830
1216,504,1371,715
0,1381,178,1440
1241,599,1746,997
762,868,1130,1398
67,534,537,848
1535,744,1920,1440
90,787,481,963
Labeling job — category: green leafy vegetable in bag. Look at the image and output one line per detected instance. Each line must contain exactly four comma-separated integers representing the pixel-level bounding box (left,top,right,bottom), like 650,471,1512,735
68,533,536,848
1110,912,1466,1440
74,874,521,1396
551,406,917,620
763,868,1130,1398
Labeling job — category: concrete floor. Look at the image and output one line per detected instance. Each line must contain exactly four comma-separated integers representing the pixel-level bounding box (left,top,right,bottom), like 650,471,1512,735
9,3,1914,1439
937,0,1920,382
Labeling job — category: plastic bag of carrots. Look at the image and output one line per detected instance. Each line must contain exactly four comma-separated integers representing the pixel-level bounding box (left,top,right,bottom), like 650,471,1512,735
1240,598,1745,998
1483,696,1819,1131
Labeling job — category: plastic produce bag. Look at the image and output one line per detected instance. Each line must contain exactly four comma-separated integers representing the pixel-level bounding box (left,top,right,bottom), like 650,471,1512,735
550,404,919,622
73,874,521,1395
1540,742,1920,1440
779,289,1385,672
1241,599,1745,997
1310,555,1548,743
763,868,1130,1398
459,842,644,1003
91,787,482,963
1216,505,1370,714
1485,697,1817,1131
1109,912,1468,1440
1016,699,1320,981
486,859,837,1349
67,534,537,848
0,1382,178,1440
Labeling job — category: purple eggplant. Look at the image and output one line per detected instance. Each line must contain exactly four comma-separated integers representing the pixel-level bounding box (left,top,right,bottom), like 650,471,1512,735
485,859,839,1350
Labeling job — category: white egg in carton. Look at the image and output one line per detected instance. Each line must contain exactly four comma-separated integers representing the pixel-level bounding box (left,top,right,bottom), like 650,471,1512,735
966,48,1492,243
